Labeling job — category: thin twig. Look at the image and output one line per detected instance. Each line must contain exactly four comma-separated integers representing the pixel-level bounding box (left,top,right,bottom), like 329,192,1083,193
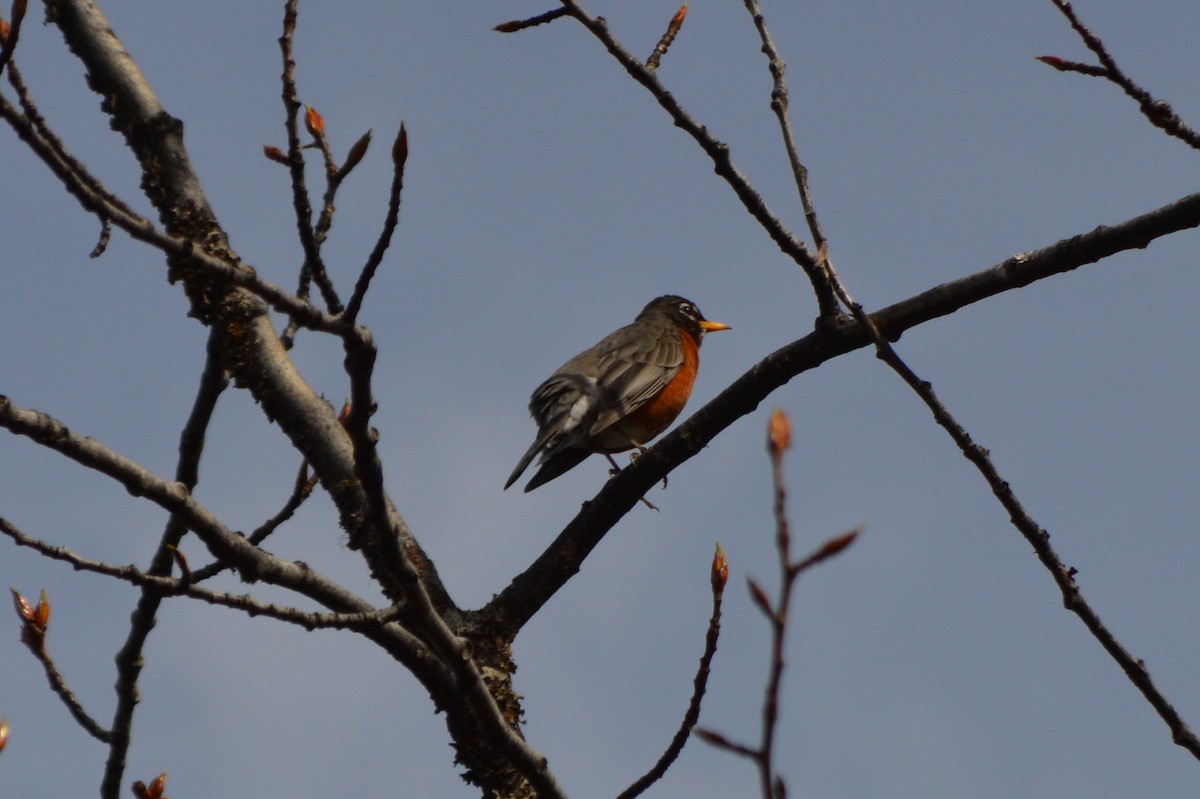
101,340,227,796
0,0,29,80
21,629,113,743
616,543,726,799
1043,0,1200,150
0,94,345,333
306,104,343,248
508,11,1200,756
757,413,792,798
5,61,142,233
494,7,569,33
740,0,834,299
553,0,841,320
344,123,407,324
819,245,1200,759
0,517,402,631
279,0,342,313
646,4,686,72
188,461,316,584
697,413,858,798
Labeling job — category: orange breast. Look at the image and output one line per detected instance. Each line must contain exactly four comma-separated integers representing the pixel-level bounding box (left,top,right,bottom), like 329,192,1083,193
608,329,700,449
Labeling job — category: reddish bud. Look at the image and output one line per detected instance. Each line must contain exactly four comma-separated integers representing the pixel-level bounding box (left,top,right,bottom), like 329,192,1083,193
169,547,191,584
767,408,791,454
392,123,408,169
0,718,8,754
262,145,289,165
1034,55,1106,77
694,727,731,748
816,529,859,560
0,19,9,42
33,588,49,631
747,577,773,617
11,588,33,622
304,105,325,138
671,3,687,26
343,129,372,173
710,543,729,595
147,771,168,799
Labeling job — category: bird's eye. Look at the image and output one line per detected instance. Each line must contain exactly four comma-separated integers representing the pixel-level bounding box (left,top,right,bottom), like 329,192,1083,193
680,302,694,316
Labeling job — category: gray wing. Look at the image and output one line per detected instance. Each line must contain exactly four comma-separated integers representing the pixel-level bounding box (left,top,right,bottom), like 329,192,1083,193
588,326,683,435
504,371,600,490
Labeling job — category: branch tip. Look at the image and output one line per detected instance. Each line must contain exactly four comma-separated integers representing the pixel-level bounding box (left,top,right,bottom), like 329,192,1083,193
646,3,688,71
304,104,325,138
767,408,791,454
392,122,408,169
711,542,729,595
343,129,371,173
494,8,569,33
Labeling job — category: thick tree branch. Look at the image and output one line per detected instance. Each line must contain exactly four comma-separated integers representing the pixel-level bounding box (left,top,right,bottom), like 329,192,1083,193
0,394,466,723
41,0,454,619
28,3,550,794
483,189,1200,631
0,92,346,332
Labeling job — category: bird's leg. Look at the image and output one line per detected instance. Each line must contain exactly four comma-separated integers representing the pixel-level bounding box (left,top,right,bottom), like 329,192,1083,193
603,450,660,511
626,445,668,489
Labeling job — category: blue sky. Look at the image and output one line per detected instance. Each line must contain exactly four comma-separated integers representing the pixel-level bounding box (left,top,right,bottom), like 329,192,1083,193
2,2,1198,796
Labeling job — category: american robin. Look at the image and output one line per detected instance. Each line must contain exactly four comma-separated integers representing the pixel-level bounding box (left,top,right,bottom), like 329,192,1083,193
505,295,729,492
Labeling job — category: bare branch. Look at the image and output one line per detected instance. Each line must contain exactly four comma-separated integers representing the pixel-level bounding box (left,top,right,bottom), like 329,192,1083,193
494,8,569,33
553,0,841,320
0,0,29,81
39,1,452,632
344,123,408,324
10,586,111,744
818,237,1200,760
0,517,401,631
646,4,687,72
339,327,568,797
697,412,858,798
0,95,345,332
740,1,833,281
1043,0,1200,150
188,461,316,585
0,396,396,622
616,542,725,799
483,189,1200,633
279,1,341,313
98,338,227,795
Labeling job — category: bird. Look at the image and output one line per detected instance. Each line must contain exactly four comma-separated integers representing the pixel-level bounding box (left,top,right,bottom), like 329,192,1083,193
505,295,730,493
